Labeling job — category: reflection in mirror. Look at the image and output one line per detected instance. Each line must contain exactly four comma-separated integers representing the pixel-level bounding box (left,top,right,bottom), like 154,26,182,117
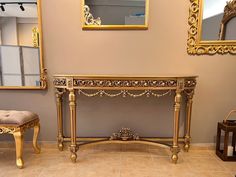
202,0,236,41
82,0,149,30
0,0,45,88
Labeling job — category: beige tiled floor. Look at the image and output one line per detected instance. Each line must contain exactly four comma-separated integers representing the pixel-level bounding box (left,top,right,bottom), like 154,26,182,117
0,143,235,177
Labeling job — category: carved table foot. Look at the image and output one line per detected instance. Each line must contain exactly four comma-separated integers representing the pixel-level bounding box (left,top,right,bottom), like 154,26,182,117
70,145,78,163
184,136,191,152
57,136,64,151
171,146,180,164
58,143,64,151
16,158,24,169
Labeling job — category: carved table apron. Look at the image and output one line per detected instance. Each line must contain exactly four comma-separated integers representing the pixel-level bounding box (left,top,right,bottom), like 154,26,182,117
53,75,197,163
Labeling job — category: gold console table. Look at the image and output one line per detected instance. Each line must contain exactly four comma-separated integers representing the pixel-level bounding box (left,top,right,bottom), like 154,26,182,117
53,75,197,163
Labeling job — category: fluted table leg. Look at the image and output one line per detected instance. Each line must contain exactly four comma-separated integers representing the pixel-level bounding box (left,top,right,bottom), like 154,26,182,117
69,89,78,163
171,82,183,164
184,90,194,152
56,89,64,151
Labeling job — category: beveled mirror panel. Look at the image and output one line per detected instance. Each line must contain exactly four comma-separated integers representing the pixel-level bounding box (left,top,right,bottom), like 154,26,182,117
82,0,149,30
187,0,236,55
0,0,46,89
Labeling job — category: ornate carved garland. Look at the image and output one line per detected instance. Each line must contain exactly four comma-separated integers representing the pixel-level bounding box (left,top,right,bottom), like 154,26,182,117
0,119,39,135
78,89,172,98
32,27,39,47
0,127,16,134
53,77,197,89
187,0,236,55
219,0,236,40
110,128,139,141
84,5,102,25
40,68,47,89
223,0,236,23
74,79,177,88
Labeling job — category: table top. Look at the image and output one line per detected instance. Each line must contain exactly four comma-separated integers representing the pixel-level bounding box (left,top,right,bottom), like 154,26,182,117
53,74,198,90
53,74,198,79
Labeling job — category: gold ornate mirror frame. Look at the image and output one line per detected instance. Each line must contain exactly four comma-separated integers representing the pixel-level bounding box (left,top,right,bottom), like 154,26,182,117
0,0,46,90
187,0,236,55
82,0,149,30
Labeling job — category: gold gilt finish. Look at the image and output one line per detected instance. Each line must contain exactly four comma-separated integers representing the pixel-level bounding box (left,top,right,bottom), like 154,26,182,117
184,89,195,151
0,119,40,168
53,75,197,164
82,0,149,30
187,0,236,55
219,0,236,40
110,128,140,141
0,0,47,90
32,27,39,47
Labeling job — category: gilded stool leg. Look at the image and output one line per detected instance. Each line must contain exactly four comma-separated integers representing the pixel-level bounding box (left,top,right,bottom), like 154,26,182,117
33,122,41,154
13,130,24,169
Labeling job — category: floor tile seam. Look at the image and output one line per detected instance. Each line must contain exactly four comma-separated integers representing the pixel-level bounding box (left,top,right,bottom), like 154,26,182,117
120,154,152,158
187,168,230,173
152,155,187,165
212,153,233,173
183,156,222,160
179,157,193,170
150,154,170,158
89,152,122,156
184,157,227,172
119,168,168,173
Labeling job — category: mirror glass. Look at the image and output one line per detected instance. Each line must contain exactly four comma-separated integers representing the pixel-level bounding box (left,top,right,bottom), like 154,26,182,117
82,0,149,29
0,0,45,88
201,0,236,41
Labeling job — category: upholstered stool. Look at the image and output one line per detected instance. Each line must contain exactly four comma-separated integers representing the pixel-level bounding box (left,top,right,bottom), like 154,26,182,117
0,110,40,169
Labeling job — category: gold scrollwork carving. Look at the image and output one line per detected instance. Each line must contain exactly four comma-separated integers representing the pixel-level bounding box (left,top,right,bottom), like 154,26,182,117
84,5,102,25
110,128,139,141
185,79,197,87
219,0,236,40
0,127,16,134
74,79,177,88
0,119,39,135
20,119,40,133
54,78,67,87
223,0,236,23
78,89,172,98
32,27,39,47
40,68,47,89
187,0,236,55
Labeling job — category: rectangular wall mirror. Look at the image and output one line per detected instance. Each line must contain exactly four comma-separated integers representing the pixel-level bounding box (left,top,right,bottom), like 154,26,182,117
82,0,149,30
187,0,236,55
0,0,46,89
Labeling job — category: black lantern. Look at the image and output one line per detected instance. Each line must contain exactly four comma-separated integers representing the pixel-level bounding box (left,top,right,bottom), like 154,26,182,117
216,110,236,161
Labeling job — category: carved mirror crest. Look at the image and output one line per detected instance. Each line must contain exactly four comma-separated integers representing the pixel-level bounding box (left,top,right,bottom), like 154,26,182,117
187,0,236,55
0,0,46,89
82,0,149,30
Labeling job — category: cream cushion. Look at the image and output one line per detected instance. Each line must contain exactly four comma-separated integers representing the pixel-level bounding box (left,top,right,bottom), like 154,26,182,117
0,110,38,126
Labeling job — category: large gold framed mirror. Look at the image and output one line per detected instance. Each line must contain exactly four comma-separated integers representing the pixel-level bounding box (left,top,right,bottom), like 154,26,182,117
82,0,149,30
0,0,46,89
187,0,236,55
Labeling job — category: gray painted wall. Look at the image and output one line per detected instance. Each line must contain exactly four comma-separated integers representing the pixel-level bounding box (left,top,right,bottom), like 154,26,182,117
86,0,145,25
225,17,236,40
0,0,236,144
202,14,223,41
202,13,236,41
